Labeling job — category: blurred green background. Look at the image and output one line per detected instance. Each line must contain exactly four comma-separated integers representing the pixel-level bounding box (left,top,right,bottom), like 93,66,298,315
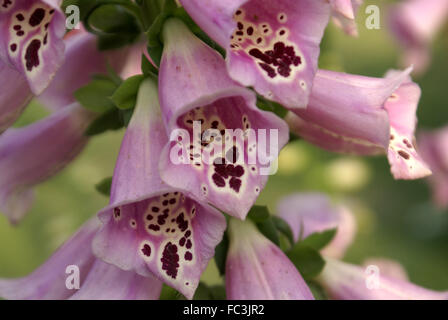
1,0,448,293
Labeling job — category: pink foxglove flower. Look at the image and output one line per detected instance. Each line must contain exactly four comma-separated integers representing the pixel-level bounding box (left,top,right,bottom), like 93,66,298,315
319,258,448,300
179,0,331,109
225,218,314,300
0,0,65,131
0,0,65,94
0,103,93,223
0,218,163,300
0,62,32,133
158,18,289,220
159,20,288,218
286,68,432,180
388,0,448,74
92,78,226,299
419,126,448,208
330,0,363,37
276,192,356,259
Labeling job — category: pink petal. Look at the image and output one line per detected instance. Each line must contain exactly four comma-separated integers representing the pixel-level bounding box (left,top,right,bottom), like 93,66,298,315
0,103,93,223
330,0,363,37
0,218,98,300
320,258,448,300
0,0,66,94
0,60,33,133
70,260,162,300
288,68,412,154
388,0,448,74
384,70,432,179
226,218,314,300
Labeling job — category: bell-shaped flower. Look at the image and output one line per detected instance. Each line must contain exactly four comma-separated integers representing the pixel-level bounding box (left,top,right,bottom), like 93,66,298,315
225,218,314,300
0,0,65,94
179,0,331,109
0,103,94,223
330,0,363,37
388,0,448,74
0,218,163,300
319,258,448,300
92,78,226,300
158,18,289,219
286,68,432,180
276,192,356,259
0,62,33,133
419,126,448,208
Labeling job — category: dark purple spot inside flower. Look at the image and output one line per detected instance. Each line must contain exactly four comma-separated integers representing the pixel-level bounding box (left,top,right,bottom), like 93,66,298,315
229,177,242,193
185,252,193,261
25,39,41,71
227,165,244,177
2,0,12,9
157,210,169,225
146,214,153,221
249,48,271,64
186,239,192,249
152,206,160,213
148,224,160,231
249,41,301,79
16,14,25,21
259,63,276,78
114,207,121,218
10,44,17,52
212,173,226,188
403,139,413,149
214,163,228,179
185,230,191,238
16,30,25,36
161,242,179,279
179,237,186,246
29,8,46,27
247,27,254,35
398,150,410,160
43,33,48,45
176,212,189,232
141,244,151,257
13,25,21,31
